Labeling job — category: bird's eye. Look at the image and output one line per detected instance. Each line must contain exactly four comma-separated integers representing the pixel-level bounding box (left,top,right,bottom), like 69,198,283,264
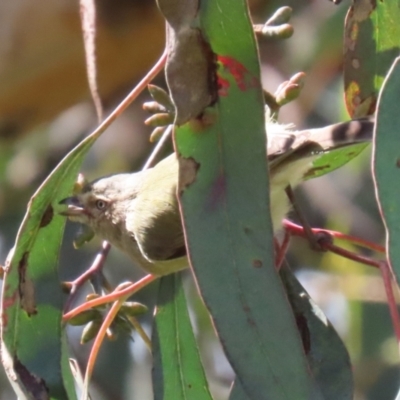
95,199,107,210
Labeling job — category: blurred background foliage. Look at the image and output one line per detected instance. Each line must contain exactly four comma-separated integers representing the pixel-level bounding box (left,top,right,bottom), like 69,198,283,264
0,1,395,399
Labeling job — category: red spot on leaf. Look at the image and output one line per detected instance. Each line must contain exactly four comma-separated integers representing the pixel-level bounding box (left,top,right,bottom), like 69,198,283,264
1,290,18,328
217,55,259,95
217,76,230,96
207,173,226,211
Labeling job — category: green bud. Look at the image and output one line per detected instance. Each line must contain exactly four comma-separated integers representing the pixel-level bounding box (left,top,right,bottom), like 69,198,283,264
86,293,100,301
115,281,135,291
144,113,173,128
289,72,306,88
275,72,306,106
68,310,102,326
150,126,167,143
265,7,293,26
120,302,148,317
142,101,167,114
147,84,174,112
255,7,293,40
261,24,293,40
81,319,102,344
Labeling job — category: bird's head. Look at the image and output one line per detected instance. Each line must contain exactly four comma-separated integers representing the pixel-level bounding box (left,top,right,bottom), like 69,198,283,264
59,173,142,233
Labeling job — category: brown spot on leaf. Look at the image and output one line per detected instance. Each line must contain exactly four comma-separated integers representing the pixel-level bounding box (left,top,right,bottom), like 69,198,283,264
351,0,376,21
396,159,400,168
253,259,263,268
188,108,218,132
304,165,330,178
158,0,217,126
39,204,54,228
243,305,250,313
178,157,200,192
243,302,256,327
14,358,49,400
18,252,37,316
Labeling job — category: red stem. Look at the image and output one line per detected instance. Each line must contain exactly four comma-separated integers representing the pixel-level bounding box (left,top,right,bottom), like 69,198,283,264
283,219,400,351
283,219,385,253
63,274,158,322
275,231,291,270
379,261,400,346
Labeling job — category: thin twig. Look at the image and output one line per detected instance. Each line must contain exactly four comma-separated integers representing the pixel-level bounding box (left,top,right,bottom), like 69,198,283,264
274,231,291,270
142,124,173,170
64,241,111,312
321,242,380,268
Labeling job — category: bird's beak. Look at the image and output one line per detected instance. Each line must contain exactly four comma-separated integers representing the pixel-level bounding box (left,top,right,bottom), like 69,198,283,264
59,196,86,217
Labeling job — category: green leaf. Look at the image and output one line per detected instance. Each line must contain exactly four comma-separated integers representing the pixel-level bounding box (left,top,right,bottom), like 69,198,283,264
152,274,213,400
1,122,104,399
173,1,322,399
344,2,400,117
373,57,400,283
280,266,353,400
229,266,354,400
305,143,368,180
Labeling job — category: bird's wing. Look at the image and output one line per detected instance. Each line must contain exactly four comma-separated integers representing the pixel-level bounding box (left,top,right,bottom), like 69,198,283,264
267,117,374,160
126,154,186,262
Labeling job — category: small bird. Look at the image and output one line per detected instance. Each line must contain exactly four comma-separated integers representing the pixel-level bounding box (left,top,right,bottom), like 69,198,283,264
60,118,373,276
